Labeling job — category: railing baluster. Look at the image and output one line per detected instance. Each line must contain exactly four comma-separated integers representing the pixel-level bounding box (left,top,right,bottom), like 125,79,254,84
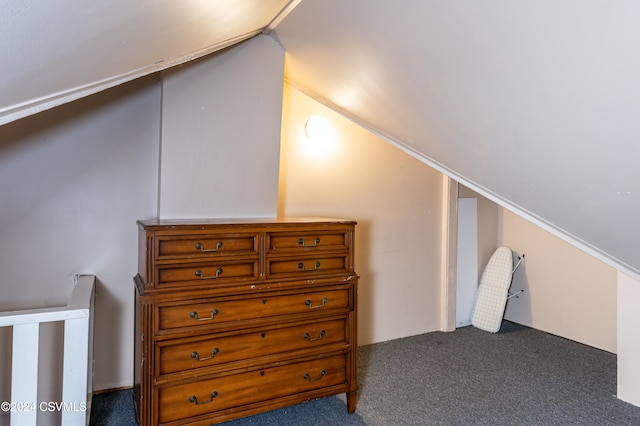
11,323,40,426
0,275,95,426
61,317,90,425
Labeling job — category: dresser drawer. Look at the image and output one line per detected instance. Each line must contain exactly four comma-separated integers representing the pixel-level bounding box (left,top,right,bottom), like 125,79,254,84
157,317,348,377
158,288,351,333
155,260,258,289
266,254,349,279
266,229,350,254
155,233,258,260
158,354,347,424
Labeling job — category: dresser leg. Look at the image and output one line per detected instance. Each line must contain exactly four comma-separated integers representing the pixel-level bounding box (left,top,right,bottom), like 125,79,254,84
346,391,357,413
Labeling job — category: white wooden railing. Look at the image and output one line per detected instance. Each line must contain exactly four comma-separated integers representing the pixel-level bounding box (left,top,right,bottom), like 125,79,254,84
0,275,95,425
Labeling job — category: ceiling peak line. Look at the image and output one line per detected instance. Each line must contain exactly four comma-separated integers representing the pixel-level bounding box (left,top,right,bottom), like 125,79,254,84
285,79,640,283
263,0,303,35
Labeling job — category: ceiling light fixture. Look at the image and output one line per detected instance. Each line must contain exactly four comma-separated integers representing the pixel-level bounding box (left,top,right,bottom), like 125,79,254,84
304,115,331,141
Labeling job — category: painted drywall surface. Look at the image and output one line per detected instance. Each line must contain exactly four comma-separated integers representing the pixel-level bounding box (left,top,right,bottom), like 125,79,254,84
159,35,284,218
0,0,293,124
0,75,160,397
456,198,477,327
501,210,616,353
278,84,443,345
618,271,640,406
458,185,500,281
274,1,640,280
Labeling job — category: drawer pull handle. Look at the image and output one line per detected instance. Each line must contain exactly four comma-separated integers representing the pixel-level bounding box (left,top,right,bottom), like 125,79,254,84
190,309,219,321
195,268,223,279
305,297,328,309
191,348,220,361
298,237,320,247
303,370,326,382
298,261,320,271
303,330,326,341
189,391,218,406
195,241,223,252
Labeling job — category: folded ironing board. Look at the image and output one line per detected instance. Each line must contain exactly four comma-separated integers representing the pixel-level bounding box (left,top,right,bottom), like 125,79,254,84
471,246,523,333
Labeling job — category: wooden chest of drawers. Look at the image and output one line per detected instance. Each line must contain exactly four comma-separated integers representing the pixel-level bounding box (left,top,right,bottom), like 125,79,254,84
133,218,358,425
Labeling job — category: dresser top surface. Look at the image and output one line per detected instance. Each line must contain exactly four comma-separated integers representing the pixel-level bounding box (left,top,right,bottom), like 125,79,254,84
137,217,356,230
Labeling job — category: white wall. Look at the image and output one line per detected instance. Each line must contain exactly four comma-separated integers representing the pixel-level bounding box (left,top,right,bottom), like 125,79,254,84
159,35,284,218
455,198,477,327
278,84,444,345
458,185,499,280
501,209,617,353
0,75,160,401
618,272,640,406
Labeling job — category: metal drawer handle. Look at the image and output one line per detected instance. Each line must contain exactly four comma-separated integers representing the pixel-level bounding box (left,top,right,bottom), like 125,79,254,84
189,391,218,405
298,261,320,271
191,348,220,362
195,241,223,252
303,330,326,342
305,297,328,309
195,268,223,279
303,370,326,382
298,237,320,247
190,309,219,321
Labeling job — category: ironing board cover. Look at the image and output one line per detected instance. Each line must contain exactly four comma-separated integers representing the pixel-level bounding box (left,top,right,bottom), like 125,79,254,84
471,246,513,333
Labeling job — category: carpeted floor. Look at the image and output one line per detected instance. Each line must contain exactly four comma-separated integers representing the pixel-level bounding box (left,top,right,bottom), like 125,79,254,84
90,321,640,425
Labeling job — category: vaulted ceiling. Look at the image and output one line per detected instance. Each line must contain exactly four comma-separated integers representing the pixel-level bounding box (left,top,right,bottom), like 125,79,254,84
1,1,638,278
0,0,294,124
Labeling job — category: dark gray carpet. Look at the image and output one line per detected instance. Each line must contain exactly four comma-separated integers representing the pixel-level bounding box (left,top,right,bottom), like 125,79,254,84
90,322,640,425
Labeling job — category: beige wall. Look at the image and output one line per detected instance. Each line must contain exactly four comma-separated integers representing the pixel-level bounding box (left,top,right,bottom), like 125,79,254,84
501,209,617,353
279,84,444,345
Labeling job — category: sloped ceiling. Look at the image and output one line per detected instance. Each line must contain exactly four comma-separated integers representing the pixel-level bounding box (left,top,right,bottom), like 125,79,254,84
0,0,294,125
0,1,638,278
273,1,640,278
